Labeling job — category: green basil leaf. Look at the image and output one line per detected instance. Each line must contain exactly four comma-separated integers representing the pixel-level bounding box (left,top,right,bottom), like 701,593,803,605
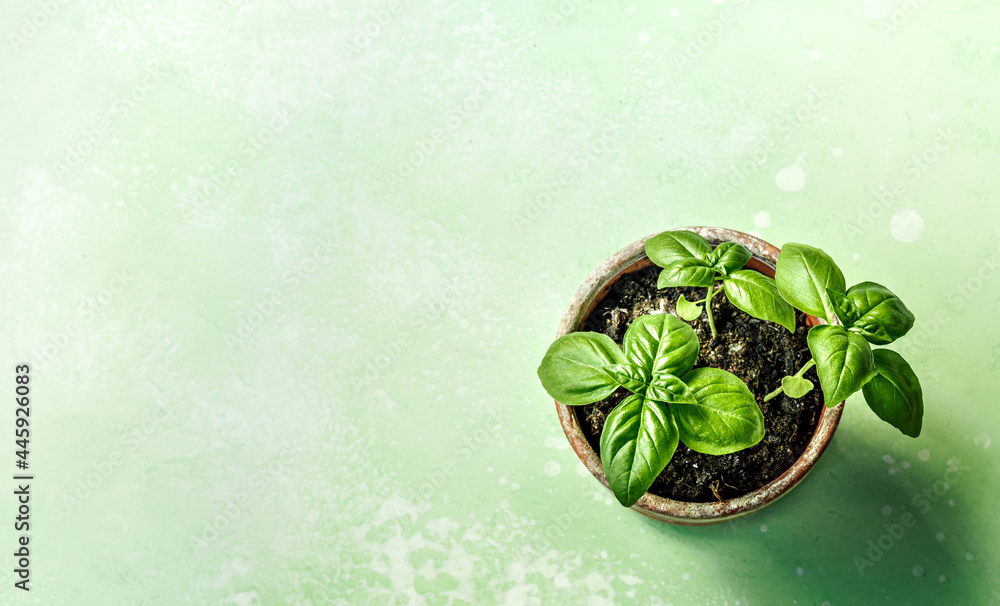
604,363,651,395
781,375,814,398
599,392,679,507
656,259,717,289
775,243,846,321
644,230,713,267
623,313,700,377
826,288,859,327
676,294,703,322
537,332,625,405
707,242,753,276
647,371,697,405
674,368,765,455
723,270,796,332
807,325,877,406
845,282,915,345
862,349,923,437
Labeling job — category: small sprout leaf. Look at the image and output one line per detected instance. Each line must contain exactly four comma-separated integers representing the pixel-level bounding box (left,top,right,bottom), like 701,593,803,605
781,375,814,399
676,294,704,322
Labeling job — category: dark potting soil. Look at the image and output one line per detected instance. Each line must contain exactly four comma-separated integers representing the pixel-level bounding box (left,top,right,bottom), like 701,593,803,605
577,264,824,503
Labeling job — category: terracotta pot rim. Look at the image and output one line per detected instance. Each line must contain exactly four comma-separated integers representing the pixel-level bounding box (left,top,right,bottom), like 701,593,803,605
554,226,843,525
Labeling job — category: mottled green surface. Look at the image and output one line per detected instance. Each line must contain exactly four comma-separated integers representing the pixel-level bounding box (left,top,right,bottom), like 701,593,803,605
1,1,998,604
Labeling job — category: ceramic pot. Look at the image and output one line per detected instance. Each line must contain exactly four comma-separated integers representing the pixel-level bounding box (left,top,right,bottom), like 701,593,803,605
553,226,843,525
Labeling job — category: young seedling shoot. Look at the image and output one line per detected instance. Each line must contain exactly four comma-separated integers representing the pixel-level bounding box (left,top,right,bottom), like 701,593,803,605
537,313,765,507
764,243,923,437
643,230,795,339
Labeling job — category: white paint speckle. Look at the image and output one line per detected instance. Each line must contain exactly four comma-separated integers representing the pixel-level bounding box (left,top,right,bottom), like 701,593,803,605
230,591,260,606
499,476,508,485
948,498,955,506
966,552,974,561
974,432,992,448
902,461,910,469
669,8,680,17
888,468,896,475
796,567,804,576
760,524,768,533
682,572,690,580
939,575,946,582
882,454,895,464
918,449,930,461
808,50,822,60
544,436,569,450
753,211,771,228
852,252,860,260
913,566,923,577
882,505,892,516
637,31,651,44
890,208,924,242
831,147,843,157
775,165,806,192
936,532,945,541
544,461,561,476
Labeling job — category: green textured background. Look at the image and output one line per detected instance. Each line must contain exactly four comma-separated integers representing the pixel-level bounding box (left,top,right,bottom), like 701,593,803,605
1,0,999,604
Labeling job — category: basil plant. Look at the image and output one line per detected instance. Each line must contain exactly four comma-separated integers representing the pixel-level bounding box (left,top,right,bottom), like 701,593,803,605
644,231,795,338
766,243,923,437
537,313,764,507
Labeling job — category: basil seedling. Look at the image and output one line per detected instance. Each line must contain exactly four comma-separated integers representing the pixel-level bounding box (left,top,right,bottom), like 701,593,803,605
644,231,795,338
537,313,765,507
766,243,923,437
